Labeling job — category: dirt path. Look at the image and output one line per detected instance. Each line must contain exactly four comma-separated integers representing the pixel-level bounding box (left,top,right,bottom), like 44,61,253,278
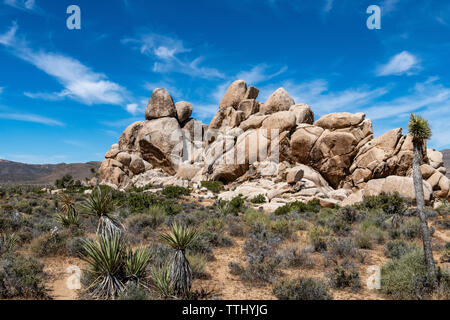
43,256,85,300
195,238,276,300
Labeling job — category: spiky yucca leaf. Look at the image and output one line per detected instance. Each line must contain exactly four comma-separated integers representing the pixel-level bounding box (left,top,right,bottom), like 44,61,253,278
408,114,432,141
83,187,113,218
160,223,198,251
80,233,126,299
0,233,18,254
59,194,76,215
125,246,152,281
151,263,173,298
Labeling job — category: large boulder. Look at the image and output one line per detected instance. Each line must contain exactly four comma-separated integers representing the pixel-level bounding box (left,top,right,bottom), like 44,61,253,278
290,104,314,125
261,111,296,132
239,115,268,131
137,117,183,174
237,99,259,119
119,121,145,153
315,112,365,130
261,88,295,115
145,88,177,120
219,80,248,109
209,107,245,131
364,176,433,203
290,125,324,164
183,118,207,141
427,148,444,169
175,101,193,124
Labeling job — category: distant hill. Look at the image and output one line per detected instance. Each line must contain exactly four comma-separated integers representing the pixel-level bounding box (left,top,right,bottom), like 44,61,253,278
0,159,101,185
442,149,450,178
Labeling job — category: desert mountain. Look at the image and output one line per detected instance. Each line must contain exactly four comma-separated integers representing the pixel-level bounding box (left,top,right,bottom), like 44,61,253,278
0,159,100,185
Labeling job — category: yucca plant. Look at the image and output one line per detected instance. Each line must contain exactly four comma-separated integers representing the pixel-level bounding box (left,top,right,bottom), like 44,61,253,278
125,246,152,285
55,195,80,227
151,263,173,298
84,186,123,237
160,223,198,298
81,233,126,299
408,114,438,288
0,233,18,254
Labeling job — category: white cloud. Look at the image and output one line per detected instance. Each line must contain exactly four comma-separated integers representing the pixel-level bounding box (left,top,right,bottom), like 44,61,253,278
0,23,129,106
236,64,287,85
323,0,334,13
381,0,400,14
376,51,420,76
3,154,68,164
0,112,65,126
4,0,36,11
126,103,141,115
123,32,225,79
258,79,389,115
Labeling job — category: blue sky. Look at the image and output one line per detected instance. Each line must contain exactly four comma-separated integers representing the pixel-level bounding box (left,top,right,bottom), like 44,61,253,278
0,0,449,164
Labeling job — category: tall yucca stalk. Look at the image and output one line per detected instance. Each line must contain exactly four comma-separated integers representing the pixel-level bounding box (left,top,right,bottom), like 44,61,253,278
81,233,126,299
408,113,438,288
84,186,123,237
160,223,198,298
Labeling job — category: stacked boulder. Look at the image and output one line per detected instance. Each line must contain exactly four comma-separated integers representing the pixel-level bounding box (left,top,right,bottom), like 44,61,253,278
99,80,449,206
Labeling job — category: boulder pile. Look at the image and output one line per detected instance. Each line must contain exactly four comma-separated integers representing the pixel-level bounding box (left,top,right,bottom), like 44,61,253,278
99,80,449,209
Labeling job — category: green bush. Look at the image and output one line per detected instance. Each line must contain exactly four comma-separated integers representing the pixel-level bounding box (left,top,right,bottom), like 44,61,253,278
162,186,190,199
30,230,78,257
250,194,266,204
381,248,447,300
186,253,209,279
327,266,361,291
0,253,48,299
201,181,224,193
273,277,332,300
357,193,407,215
401,217,421,240
309,226,330,252
274,199,321,216
384,240,415,259
119,281,149,300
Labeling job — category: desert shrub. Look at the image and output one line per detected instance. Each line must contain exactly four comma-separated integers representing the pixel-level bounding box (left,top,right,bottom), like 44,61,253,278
277,246,314,268
187,235,213,258
243,209,270,227
329,238,359,259
384,240,415,259
401,217,421,240
239,258,281,284
338,206,365,224
273,277,332,300
162,186,190,199
250,194,266,204
228,261,244,275
186,253,209,279
0,253,48,299
269,219,296,240
226,215,245,237
126,193,159,213
317,211,351,236
356,223,385,249
199,230,233,248
381,248,450,299
0,233,18,254
274,199,321,216
148,243,173,268
130,184,153,193
358,193,407,215
201,181,224,193
65,236,89,257
327,266,361,291
119,281,149,300
146,205,167,226
309,226,330,252
30,229,79,257
125,214,158,240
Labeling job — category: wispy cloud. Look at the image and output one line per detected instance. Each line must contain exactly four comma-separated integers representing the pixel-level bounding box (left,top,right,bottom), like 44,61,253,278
376,51,420,76
381,0,400,14
3,153,68,164
323,0,334,13
0,112,65,126
0,22,129,106
236,64,287,84
4,0,37,11
123,32,225,79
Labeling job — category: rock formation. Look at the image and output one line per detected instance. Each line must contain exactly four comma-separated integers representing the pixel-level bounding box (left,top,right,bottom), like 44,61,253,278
99,80,450,208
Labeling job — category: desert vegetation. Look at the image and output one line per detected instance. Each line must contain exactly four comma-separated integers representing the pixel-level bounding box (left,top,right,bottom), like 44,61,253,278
0,181,448,300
